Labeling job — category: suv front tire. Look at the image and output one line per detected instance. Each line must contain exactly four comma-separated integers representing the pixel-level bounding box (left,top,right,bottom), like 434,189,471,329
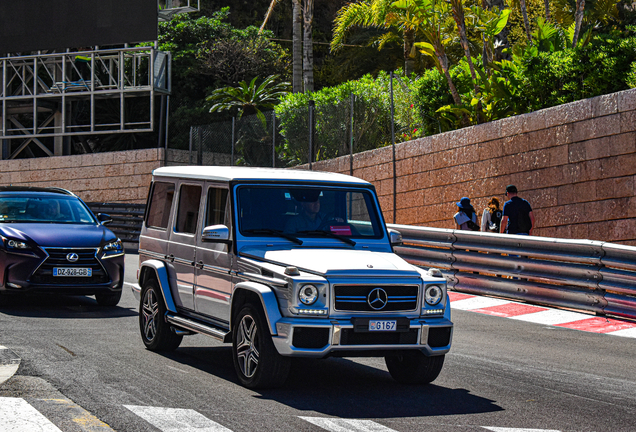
232,303,291,389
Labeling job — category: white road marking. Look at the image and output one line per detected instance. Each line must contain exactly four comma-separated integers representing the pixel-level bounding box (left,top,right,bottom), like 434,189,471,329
0,397,63,432
482,428,561,432
300,417,398,432
608,326,636,337
124,405,232,432
509,309,590,325
450,297,511,310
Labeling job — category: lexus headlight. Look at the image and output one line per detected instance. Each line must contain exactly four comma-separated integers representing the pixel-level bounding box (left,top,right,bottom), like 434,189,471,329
1,235,30,250
425,285,443,306
299,284,319,305
102,239,123,254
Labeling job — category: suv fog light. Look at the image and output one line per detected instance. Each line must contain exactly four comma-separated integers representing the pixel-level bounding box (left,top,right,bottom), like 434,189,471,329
425,285,443,306
297,308,327,316
299,284,319,305
424,309,444,315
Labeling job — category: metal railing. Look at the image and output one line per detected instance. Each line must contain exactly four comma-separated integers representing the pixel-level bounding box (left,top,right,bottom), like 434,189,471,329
388,224,636,320
87,202,145,245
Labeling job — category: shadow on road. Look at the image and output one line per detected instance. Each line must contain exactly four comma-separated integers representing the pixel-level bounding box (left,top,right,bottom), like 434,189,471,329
154,346,502,418
0,294,137,319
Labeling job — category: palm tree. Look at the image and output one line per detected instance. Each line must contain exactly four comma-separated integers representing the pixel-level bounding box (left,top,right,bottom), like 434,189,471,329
552,0,619,48
393,0,463,107
332,0,418,75
448,0,483,122
259,0,305,93
207,75,291,127
303,0,315,92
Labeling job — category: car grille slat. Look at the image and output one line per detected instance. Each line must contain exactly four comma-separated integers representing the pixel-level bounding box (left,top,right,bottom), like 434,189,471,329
334,285,418,312
30,248,109,284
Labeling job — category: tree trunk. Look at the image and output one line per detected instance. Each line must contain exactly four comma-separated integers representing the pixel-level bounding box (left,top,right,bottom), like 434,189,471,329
572,0,585,48
544,0,551,20
292,0,303,93
451,0,482,123
404,28,415,76
302,0,314,93
519,0,533,45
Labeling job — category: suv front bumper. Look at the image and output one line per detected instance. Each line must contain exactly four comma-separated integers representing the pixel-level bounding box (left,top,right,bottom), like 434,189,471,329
272,317,453,358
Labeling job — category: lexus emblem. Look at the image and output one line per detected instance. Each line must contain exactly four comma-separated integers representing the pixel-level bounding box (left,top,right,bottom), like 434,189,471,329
66,253,79,263
367,288,388,310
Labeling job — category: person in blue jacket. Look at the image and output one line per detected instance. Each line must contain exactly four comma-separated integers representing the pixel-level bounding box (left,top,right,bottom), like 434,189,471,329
500,185,535,235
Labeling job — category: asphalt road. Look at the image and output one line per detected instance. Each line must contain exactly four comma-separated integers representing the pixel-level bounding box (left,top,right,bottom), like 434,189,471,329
0,252,635,431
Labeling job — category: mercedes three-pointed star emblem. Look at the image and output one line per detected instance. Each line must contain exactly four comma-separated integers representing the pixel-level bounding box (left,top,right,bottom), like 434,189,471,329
367,287,388,310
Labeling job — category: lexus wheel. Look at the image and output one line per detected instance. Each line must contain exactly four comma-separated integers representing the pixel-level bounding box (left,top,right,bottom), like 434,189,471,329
232,303,290,389
385,351,445,384
139,279,182,351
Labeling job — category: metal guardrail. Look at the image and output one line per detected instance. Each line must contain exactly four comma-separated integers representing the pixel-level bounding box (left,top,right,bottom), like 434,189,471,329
87,202,145,244
388,224,636,321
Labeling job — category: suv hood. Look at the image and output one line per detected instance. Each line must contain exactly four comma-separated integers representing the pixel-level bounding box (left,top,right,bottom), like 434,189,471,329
240,247,421,277
0,223,114,248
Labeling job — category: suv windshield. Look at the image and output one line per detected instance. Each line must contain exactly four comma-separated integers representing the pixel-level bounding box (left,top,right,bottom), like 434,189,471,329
237,186,383,240
0,195,96,224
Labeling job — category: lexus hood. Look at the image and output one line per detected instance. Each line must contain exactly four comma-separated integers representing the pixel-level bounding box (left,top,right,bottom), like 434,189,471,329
0,223,115,248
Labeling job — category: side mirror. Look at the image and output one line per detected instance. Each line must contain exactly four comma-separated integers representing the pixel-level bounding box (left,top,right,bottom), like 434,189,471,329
388,228,403,246
97,213,113,225
202,224,231,243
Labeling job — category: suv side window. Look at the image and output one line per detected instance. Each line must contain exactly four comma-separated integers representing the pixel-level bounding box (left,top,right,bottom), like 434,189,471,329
175,184,202,234
205,188,228,227
146,181,175,229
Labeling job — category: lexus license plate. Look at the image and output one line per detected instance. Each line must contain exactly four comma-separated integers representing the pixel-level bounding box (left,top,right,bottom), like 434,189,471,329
53,267,92,277
369,320,397,331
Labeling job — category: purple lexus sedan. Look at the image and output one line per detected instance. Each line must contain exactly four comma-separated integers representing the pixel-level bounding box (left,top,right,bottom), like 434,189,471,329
0,186,124,306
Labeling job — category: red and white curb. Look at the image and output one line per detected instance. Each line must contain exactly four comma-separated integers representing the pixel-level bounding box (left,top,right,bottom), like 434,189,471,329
449,292,636,338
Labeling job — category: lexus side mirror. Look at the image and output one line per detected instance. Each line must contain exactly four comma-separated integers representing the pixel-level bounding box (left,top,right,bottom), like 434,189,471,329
97,213,112,225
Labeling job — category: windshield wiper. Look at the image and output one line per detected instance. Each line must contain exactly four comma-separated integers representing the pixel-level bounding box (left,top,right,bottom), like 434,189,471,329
243,228,303,245
298,230,356,246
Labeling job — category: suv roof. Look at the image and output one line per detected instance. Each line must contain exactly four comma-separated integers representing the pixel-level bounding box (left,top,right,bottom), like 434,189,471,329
0,186,76,196
153,166,371,185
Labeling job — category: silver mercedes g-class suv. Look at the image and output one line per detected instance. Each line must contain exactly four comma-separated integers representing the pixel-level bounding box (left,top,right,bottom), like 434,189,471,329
131,166,452,388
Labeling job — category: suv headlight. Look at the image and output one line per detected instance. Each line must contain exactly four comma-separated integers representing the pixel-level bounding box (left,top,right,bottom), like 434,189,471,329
299,284,319,305
425,285,443,306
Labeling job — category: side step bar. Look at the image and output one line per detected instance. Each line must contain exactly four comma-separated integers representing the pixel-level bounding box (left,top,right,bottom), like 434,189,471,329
166,314,230,342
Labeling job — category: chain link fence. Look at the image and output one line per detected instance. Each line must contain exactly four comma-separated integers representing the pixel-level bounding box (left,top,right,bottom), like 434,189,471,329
166,74,421,169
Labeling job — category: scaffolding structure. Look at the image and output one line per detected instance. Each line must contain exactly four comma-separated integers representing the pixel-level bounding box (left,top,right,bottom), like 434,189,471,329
0,47,171,159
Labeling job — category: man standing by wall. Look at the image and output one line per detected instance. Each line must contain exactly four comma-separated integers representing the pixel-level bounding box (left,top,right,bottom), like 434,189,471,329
500,185,535,235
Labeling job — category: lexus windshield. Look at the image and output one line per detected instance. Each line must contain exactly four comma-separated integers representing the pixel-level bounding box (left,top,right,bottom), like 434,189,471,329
0,195,96,224
237,186,384,239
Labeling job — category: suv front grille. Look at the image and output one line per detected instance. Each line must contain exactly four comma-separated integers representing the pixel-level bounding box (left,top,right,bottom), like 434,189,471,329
30,248,109,284
334,285,418,312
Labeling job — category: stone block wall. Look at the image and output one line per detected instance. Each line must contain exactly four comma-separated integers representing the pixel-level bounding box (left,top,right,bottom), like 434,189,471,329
313,88,636,245
0,148,164,203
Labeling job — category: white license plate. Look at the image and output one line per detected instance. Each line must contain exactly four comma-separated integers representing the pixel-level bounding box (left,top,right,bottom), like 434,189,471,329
53,267,92,277
369,320,397,331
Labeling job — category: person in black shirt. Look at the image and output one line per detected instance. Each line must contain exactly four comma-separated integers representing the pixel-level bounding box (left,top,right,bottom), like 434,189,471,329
500,185,535,235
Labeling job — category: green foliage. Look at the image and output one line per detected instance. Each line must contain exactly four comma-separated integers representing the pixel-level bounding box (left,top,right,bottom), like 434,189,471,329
275,71,420,165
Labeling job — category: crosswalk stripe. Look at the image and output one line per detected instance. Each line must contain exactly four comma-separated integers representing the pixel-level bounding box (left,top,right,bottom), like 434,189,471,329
482,427,561,432
299,417,398,432
0,397,63,432
124,405,233,432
